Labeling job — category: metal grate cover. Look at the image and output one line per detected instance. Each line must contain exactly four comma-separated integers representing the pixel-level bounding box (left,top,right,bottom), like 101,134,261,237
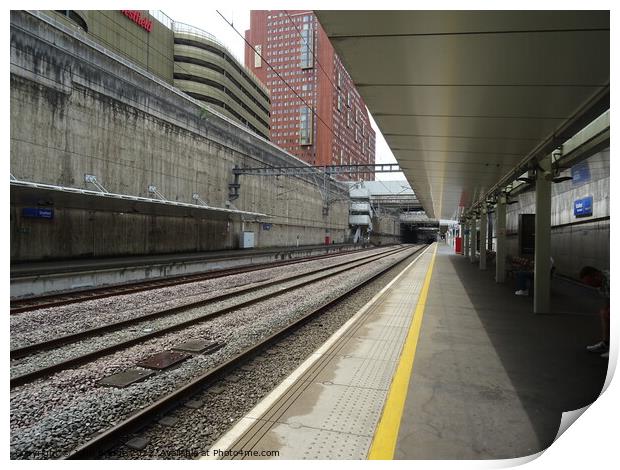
98,368,154,388
136,351,190,370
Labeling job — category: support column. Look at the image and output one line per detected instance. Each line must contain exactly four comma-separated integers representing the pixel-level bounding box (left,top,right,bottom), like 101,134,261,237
463,222,470,257
534,155,552,313
480,205,487,270
460,223,466,254
496,194,507,283
470,217,477,263
487,213,494,251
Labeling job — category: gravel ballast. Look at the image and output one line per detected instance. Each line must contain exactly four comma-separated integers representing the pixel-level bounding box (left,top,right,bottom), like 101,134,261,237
10,246,422,460
10,247,398,349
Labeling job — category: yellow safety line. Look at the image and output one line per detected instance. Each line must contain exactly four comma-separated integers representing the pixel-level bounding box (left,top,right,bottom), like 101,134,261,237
368,244,438,460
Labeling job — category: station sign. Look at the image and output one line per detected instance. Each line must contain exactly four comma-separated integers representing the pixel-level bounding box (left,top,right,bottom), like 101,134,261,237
121,10,153,32
574,196,593,218
262,223,273,231
22,207,54,219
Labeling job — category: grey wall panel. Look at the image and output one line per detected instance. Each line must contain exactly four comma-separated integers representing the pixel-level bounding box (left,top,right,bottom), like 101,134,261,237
503,149,609,276
10,11,348,261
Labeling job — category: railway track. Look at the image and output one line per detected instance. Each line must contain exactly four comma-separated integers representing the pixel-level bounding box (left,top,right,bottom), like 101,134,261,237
61,243,430,459
10,246,377,314
10,245,411,388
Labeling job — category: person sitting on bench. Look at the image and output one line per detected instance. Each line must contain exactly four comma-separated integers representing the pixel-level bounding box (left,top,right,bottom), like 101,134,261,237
514,256,555,296
580,266,610,358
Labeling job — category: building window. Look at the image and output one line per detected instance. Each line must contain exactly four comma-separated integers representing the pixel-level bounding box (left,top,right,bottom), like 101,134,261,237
347,110,351,128
55,10,88,31
346,91,351,108
337,93,342,112
299,105,313,145
300,22,314,69
254,44,262,68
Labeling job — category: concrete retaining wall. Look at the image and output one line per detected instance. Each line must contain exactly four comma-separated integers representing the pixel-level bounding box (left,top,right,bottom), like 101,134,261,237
370,213,402,245
10,11,349,261
503,149,610,276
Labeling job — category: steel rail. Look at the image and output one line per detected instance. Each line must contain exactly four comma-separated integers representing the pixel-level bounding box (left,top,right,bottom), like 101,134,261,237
10,246,377,314
62,244,430,459
10,246,404,360
10,246,412,388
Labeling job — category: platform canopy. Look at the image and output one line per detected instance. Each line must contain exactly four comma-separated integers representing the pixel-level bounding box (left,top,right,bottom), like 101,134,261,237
10,180,268,220
315,11,609,220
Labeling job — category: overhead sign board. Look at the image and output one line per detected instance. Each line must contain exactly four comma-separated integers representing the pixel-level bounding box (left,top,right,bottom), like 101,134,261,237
574,196,593,217
22,207,54,219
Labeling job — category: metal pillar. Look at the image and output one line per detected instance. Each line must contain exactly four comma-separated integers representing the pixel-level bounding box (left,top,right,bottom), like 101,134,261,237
487,213,494,251
534,154,552,313
470,218,477,263
463,222,469,257
495,195,507,283
460,223,466,254
480,205,487,270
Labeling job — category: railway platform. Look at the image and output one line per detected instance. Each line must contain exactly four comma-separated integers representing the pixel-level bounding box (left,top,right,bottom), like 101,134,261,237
10,243,364,299
206,242,607,460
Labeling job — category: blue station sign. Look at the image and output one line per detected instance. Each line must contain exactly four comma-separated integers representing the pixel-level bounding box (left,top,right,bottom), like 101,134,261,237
574,196,593,218
22,207,54,219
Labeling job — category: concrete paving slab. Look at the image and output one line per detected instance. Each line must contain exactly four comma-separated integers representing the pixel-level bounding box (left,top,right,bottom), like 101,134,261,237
205,246,435,460
394,244,607,459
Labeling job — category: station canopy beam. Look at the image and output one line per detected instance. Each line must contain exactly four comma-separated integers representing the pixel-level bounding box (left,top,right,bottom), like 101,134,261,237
315,10,609,220
232,163,401,177
229,164,402,203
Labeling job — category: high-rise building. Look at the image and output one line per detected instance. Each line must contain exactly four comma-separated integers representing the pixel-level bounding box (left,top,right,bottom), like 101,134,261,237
245,10,376,180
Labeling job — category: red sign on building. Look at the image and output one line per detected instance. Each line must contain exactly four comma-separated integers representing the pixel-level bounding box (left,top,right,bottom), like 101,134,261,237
121,10,153,32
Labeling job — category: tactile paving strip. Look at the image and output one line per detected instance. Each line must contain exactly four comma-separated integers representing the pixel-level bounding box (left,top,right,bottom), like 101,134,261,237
210,249,434,459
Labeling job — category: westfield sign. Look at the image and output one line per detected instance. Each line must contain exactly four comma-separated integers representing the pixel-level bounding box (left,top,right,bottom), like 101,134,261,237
121,10,153,32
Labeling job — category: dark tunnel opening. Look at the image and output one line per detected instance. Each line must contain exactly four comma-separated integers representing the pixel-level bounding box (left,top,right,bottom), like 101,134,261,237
401,224,437,244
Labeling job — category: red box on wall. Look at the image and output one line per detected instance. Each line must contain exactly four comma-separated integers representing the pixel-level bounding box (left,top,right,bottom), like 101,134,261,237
455,237,462,254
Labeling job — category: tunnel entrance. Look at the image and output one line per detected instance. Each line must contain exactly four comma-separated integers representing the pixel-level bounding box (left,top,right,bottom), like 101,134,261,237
401,224,438,244
401,224,419,243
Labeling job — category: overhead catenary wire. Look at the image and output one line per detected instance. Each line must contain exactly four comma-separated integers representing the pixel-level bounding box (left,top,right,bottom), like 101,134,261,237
9,36,350,215
53,10,271,138
216,10,376,183
283,10,339,95
282,9,378,182
15,11,357,200
216,10,340,145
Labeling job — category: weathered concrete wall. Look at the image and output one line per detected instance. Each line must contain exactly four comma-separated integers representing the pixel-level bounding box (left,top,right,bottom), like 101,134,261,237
47,10,175,84
370,213,402,245
10,11,349,261
502,149,610,276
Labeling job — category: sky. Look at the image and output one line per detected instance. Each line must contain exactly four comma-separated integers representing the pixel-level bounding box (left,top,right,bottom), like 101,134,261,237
161,7,406,182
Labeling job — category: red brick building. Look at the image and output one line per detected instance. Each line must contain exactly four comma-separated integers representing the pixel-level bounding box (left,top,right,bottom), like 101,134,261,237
245,10,376,180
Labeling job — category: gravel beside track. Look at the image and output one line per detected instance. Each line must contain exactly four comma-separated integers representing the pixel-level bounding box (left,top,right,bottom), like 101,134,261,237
10,248,402,378
10,246,398,349
104,246,426,459
10,246,420,460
